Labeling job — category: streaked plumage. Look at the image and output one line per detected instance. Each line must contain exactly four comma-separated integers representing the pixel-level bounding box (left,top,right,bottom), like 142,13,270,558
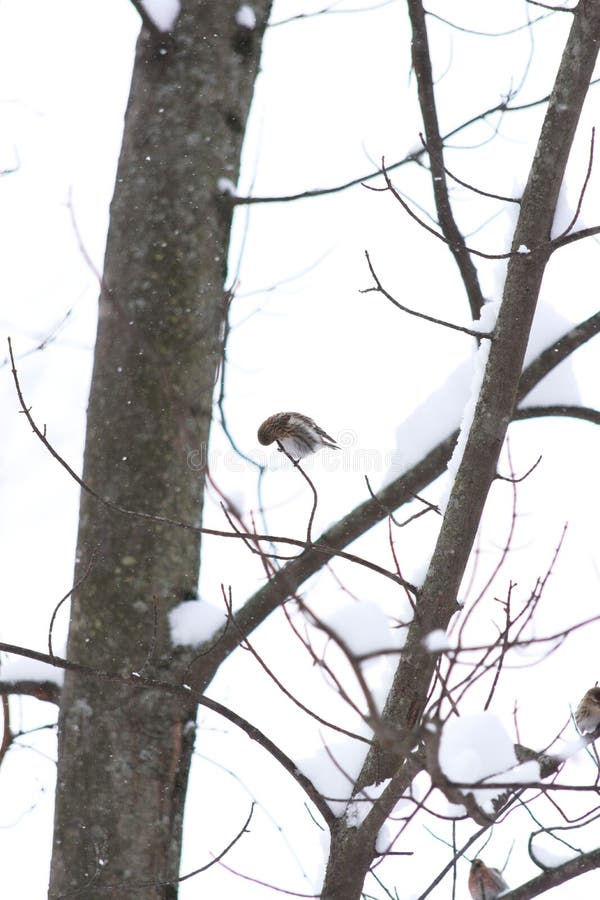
574,686,600,734
257,411,338,460
468,859,509,900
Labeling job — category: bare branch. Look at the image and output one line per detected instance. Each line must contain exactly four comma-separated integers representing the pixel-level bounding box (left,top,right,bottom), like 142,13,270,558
514,404,600,426
553,126,595,239
518,308,600,400
407,0,486,318
0,640,336,827
362,250,492,338
498,847,600,899
232,87,585,207
0,680,61,705
426,8,552,37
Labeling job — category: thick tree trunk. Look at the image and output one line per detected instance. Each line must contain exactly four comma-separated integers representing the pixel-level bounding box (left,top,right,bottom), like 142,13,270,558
49,3,271,897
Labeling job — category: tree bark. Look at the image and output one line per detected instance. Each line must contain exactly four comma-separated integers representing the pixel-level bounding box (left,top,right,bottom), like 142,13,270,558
49,3,272,897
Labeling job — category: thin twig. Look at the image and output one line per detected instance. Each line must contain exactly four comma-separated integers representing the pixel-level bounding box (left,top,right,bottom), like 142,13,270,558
554,126,596,239
362,251,492,339
48,548,98,662
276,441,319,545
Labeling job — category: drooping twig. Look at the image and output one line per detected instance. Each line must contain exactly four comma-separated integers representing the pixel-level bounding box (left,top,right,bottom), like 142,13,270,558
362,250,492,339
48,547,98,662
220,585,369,745
276,441,319,545
553,126,595,239
418,132,520,203
426,8,551,37
495,454,542,483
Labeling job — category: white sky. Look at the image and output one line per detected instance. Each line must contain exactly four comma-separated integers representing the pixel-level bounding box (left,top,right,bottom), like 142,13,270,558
1,0,600,897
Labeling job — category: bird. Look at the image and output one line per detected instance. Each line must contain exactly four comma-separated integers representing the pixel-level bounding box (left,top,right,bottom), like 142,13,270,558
574,686,600,734
468,859,509,900
257,411,339,460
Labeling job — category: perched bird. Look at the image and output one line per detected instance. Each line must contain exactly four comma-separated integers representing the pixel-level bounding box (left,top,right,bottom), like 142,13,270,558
468,859,509,900
574,686,600,734
257,411,339,460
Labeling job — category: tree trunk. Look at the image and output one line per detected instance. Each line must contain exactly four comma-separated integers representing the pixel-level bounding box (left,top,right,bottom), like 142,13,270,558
49,3,272,897
320,1,600,895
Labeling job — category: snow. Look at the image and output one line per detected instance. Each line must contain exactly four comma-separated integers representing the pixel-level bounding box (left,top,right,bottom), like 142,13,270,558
519,303,581,407
472,298,501,335
384,360,473,484
345,778,391,827
0,656,64,685
140,0,180,32
517,244,530,254
554,735,591,761
440,337,493,513
551,178,580,239
325,601,402,659
217,176,237,196
530,837,579,868
385,300,499,493
439,713,540,813
422,629,453,652
401,263,583,442
236,5,256,30
168,599,227,646
299,739,371,816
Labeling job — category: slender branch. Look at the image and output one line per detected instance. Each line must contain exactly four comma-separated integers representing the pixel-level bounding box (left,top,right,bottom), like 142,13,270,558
495,454,542,483
232,86,582,206
270,0,395,28
419,131,519,204
219,586,369,744
498,846,600,899
517,309,600,400
407,0,485,318
514,404,600,426
527,0,574,11
0,695,11,764
60,805,257,897
276,441,319,545
362,250,492,338
378,159,528,261
426,8,552,37
551,222,600,248
0,680,61,705
0,640,337,828
48,550,98,661
554,126,595,239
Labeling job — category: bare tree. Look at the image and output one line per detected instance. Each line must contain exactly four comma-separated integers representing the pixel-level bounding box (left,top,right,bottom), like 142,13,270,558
3,1,600,899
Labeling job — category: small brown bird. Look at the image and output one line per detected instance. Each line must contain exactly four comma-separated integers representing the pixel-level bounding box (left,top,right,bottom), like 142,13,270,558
468,859,509,900
574,686,600,734
257,411,339,460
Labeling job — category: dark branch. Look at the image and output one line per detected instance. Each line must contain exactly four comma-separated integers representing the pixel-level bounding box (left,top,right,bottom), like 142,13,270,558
407,0,486,319
0,640,336,828
498,847,600,899
362,250,492,338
